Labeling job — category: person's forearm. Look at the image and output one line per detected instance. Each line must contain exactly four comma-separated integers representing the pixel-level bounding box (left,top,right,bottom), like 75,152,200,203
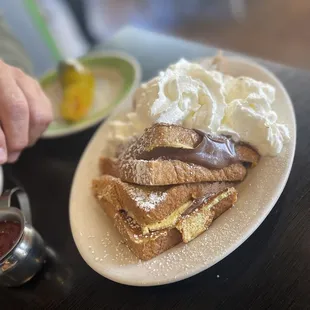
0,16,32,74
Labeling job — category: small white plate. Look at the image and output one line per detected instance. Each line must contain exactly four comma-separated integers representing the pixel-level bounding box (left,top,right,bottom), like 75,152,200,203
40,51,141,138
69,56,296,286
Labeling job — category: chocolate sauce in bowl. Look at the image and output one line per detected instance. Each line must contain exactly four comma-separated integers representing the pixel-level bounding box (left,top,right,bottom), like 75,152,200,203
0,220,21,258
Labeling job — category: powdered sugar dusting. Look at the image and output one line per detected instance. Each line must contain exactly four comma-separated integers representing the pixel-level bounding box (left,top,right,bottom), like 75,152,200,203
128,187,167,211
120,159,154,185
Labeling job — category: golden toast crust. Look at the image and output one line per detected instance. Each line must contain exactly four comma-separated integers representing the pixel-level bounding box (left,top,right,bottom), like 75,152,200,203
94,186,237,260
99,157,246,185
176,188,238,243
100,124,258,185
120,123,260,165
115,211,182,261
92,175,233,225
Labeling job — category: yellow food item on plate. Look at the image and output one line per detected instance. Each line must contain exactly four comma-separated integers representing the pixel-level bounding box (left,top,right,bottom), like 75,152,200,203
60,82,94,122
58,59,95,121
58,60,94,86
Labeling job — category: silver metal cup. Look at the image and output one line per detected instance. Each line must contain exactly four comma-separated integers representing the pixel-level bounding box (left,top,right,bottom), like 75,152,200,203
0,188,46,287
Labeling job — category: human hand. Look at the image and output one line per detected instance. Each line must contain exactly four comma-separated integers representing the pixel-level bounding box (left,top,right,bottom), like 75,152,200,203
0,60,53,164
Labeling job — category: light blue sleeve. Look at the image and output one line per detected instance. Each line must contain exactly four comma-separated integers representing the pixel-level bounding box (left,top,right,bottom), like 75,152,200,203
0,16,33,74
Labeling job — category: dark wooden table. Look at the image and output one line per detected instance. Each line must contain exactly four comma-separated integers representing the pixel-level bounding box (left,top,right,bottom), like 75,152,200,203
1,27,309,310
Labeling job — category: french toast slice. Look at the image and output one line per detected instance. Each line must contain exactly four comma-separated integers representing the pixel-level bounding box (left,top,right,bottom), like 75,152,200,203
176,187,237,243
114,208,182,261
92,175,233,231
120,123,260,166
99,157,247,185
94,183,238,260
100,123,259,186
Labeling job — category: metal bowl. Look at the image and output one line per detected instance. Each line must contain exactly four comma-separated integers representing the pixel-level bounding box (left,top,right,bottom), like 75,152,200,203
0,188,45,287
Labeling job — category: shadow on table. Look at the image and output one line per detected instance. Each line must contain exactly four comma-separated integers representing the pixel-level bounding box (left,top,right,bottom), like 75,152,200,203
27,123,101,162
12,245,73,295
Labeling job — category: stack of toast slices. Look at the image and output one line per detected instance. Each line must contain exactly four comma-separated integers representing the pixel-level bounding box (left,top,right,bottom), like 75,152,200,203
92,123,260,260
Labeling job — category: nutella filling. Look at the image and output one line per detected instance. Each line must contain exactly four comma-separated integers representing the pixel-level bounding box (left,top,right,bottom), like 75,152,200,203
182,193,212,216
138,129,239,169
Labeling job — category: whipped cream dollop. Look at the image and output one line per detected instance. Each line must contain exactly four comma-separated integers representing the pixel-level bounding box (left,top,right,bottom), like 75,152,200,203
134,60,228,133
127,59,289,156
109,59,290,156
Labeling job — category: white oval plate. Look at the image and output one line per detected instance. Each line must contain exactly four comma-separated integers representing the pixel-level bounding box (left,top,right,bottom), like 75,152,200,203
69,56,296,286
40,51,141,139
